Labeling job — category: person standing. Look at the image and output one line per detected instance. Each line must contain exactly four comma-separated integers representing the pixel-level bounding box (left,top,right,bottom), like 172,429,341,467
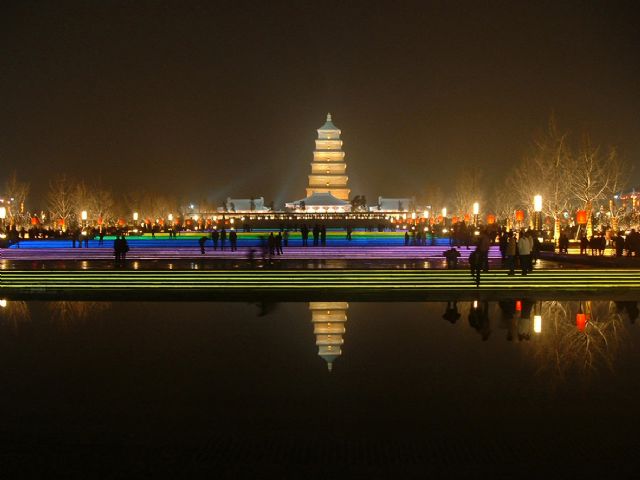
301,224,309,246
320,225,327,246
230,229,238,251
198,236,207,254
505,233,517,275
220,228,227,251
211,229,219,251
120,235,129,265
476,229,491,272
113,235,122,265
313,224,320,246
276,231,283,255
517,232,532,276
268,232,276,257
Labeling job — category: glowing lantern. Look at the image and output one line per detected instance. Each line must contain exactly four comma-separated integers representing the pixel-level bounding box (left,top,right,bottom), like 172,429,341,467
437,215,443,223
117,218,125,226
576,210,588,224
464,214,470,223
97,216,103,225
515,210,525,222
486,214,496,224
515,300,522,312
31,216,38,225
451,216,459,224
576,313,587,332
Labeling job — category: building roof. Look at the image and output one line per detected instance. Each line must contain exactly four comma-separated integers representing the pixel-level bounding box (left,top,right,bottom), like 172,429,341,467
289,192,350,207
220,197,270,212
318,112,339,131
371,197,415,211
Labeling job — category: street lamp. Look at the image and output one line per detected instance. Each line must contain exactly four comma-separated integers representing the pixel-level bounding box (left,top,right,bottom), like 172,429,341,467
534,194,543,231
133,212,139,222
81,210,87,228
0,206,6,227
472,202,479,226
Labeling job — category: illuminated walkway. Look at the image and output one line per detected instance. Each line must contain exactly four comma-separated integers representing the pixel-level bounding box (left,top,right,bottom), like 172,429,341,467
2,245,501,261
4,269,640,301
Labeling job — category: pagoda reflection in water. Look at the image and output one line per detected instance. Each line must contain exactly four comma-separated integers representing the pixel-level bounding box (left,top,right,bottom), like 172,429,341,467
309,302,349,372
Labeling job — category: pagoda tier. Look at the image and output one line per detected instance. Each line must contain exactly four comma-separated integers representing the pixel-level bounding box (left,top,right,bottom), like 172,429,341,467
306,113,350,201
310,302,349,372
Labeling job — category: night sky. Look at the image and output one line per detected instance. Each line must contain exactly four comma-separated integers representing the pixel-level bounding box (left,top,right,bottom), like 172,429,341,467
3,0,639,207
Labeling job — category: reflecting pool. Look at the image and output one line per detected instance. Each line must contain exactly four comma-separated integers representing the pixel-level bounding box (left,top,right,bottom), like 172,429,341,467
1,299,639,477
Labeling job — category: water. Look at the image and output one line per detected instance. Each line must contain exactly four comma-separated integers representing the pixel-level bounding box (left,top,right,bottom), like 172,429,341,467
1,299,639,477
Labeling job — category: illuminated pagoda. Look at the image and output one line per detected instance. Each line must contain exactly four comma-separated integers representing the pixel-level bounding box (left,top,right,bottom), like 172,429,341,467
307,113,350,201
309,302,349,372
286,113,352,211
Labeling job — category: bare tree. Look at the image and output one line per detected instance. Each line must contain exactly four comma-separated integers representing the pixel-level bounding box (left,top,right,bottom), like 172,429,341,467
507,118,573,240
453,166,484,217
3,171,30,224
568,137,622,237
47,175,75,230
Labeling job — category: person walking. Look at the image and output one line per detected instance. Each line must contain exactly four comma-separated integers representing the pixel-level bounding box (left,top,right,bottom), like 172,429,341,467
276,231,283,255
199,236,207,254
120,235,129,265
320,225,327,246
301,224,309,246
476,229,491,272
312,224,320,246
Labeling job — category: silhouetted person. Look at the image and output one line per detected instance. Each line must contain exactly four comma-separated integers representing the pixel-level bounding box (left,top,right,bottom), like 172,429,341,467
83,231,89,248
443,247,460,269
113,236,122,264
199,236,207,254
346,225,352,241
230,229,238,251
98,230,105,246
268,232,276,256
283,229,289,247
442,301,461,324
476,229,490,272
320,225,327,246
220,228,227,251
211,229,219,250
275,231,283,255
312,224,320,246
120,235,129,264
469,249,481,286
404,231,410,246
301,224,309,246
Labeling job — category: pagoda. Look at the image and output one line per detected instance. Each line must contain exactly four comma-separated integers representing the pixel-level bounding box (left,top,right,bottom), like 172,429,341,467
310,302,349,372
306,113,350,201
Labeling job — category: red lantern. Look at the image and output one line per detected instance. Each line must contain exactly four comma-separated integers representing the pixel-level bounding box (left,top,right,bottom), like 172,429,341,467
97,216,103,225
451,216,459,224
515,210,525,222
117,218,125,226
516,300,522,312
31,216,39,225
576,313,587,332
463,213,471,223
437,215,443,223
486,214,496,224
576,210,588,224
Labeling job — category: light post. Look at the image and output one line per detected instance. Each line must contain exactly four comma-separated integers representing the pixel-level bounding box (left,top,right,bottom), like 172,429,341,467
472,202,479,227
534,194,542,233
133,211,139,223
81,210,88,228
0,206,6,228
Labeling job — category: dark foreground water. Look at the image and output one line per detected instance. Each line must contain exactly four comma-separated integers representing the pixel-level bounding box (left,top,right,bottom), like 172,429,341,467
1,299,640,478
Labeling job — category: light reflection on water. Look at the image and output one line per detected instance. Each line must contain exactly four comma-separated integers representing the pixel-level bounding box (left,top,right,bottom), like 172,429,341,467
1,298,637,382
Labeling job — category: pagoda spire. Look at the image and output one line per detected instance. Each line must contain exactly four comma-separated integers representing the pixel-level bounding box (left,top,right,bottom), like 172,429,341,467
306,113,350,201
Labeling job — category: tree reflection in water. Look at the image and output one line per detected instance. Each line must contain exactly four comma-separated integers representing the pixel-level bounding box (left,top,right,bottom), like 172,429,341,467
0,300,30,331
48,301,111,326
530,300,630,382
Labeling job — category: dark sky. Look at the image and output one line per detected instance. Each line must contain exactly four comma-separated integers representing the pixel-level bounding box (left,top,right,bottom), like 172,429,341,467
2,0,639,207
